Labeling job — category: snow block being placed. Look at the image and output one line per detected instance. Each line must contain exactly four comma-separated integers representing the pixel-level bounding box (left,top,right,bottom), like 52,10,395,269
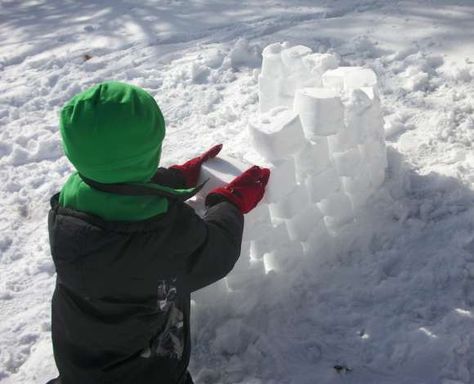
249,107,306,163
197,155,249,198
294,87,345,139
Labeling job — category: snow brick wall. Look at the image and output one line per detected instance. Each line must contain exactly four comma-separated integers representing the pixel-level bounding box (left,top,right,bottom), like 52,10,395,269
251,43,387,272
197,43,387,285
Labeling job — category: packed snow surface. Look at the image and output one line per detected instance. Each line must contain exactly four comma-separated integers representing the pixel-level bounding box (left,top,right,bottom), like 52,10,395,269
1,1,474,383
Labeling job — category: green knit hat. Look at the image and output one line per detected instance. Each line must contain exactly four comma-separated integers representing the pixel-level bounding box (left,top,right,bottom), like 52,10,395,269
60,81,165,183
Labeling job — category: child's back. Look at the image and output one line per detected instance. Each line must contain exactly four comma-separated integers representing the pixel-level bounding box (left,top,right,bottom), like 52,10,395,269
47,82,270,384
49,183,243,383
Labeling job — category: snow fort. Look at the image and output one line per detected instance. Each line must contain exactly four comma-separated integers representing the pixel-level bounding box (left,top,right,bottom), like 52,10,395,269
197,42,387,285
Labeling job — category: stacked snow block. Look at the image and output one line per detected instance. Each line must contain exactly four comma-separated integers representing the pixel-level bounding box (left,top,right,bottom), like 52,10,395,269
259,43,338,113
195,43,387,280
251,43,387,256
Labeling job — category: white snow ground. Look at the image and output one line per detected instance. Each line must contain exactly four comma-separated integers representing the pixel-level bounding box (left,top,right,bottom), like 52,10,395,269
1,1,474,383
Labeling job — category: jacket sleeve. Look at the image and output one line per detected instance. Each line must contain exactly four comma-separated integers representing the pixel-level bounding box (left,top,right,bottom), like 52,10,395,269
182,200,244,292
150,167,187,189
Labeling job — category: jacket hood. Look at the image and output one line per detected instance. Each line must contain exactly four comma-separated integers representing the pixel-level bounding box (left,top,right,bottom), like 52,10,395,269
60,81,165,183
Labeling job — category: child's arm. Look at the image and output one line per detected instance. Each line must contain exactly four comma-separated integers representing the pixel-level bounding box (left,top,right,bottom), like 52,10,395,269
150,144,223,189
184,199,244,292
182,166,270,292
150,167,187,189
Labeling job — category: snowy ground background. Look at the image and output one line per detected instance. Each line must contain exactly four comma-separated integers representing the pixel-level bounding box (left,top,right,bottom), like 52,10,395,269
1,0,474,383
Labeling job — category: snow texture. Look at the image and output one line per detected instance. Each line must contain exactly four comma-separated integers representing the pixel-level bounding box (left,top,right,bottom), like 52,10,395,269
2,1,474,384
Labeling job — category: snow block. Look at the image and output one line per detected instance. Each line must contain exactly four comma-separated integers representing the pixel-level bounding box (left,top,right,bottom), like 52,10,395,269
225,261,265,291
324,214,354,233
322,67,378,90
304,220,333,256
258,74,286,113
345,88,373,116
364,103,386,143
360,140,388,170
302,53,338,79
250,223,290,259
317,191,354,224
198,155,249,198
346,190,369,209
285,205,324,242
238,241,252,263
327,126,360,153
344,89,383,144
250,238,271,260
294,138,331,182
332,148,362,177
342,144,386,208
248,107,306,162
261,43,285,78
294,87,345,139
269,184,309,219
243,203,272,242
281,45,313,74
264,158,297,203
263,242,304,273
280,46,314,98
360,86,379,101
192,279,229,305
305,167,340,203
367,161,386,190
341,167,372,195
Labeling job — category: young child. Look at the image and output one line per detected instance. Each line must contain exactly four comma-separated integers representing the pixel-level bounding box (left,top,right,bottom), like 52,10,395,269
47,81,270,384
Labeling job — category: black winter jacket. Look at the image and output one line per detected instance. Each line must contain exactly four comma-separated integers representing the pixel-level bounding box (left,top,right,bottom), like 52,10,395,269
48,168,244,384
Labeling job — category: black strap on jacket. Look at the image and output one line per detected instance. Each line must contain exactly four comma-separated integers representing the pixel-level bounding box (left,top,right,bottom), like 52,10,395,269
79,174,206,202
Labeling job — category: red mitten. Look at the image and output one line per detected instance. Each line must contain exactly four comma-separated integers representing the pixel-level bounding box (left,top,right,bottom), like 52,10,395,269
170,144,223,187
206,166,271,213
